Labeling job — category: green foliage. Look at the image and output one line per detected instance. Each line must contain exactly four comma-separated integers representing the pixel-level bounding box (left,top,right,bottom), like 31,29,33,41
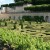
34,16,44,23
13,24,16,29
15,1,24,6
14,0,23,2
24,0,32,4
20,20,23,29
14,0,32,3
0,28,50,50
1,4,9,7
0,19,2,22
22,16,32,21
14,21,17,24
39,16,44,23
22,15,44,23
29,21,31,25
32,0,50,5
34,16,39,23
21,23,23,29
24,5,50,12
0,22,1,26
9,1,24,7
5,22,7,26
9,16,11,21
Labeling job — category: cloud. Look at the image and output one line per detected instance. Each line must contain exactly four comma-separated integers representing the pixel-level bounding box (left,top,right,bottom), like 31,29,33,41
0,0,14,5
0,0,6,4
0,0,5,2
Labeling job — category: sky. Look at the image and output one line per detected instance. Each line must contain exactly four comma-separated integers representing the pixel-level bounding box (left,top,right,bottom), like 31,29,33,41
0,0,14,5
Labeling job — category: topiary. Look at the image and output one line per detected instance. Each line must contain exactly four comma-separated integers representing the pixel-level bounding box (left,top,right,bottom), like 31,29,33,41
13,24,16,29
5,22,7,26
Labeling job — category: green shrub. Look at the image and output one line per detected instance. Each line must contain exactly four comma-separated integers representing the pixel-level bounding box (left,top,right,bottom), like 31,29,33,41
41,27,44,29
0,19,2,22
34,16,39,23
5,22,7,26
29,21,31,25
11,21,13,24
24,5,50,12
22,16,32,21
25,25,32,29
14,21,17,24
0,28,50,50
9,1,24,7
13,24,16,29
1,4,8,7
3,19,6,22
0,22,1,26
9,16,11,21
19,19,23,29
32,0,50,5
21,24,23,29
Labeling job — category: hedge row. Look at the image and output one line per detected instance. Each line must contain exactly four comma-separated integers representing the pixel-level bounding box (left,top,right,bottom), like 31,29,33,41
22,15,44,23
24,4,50,11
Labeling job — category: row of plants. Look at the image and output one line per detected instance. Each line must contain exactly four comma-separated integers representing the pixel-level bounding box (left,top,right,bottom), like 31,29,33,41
24,4,50,11
22,15,45,23
0,28,50,50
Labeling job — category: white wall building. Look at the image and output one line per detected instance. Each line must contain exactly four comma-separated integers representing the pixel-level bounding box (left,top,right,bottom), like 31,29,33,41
0,4,50,22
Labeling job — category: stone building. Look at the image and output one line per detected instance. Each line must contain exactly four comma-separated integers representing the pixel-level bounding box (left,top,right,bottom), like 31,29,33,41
0,4,50,22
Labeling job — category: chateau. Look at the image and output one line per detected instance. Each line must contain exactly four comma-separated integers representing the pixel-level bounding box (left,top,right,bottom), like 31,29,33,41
0,2,50,22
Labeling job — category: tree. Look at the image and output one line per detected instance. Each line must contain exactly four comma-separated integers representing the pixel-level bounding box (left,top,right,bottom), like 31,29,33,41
32,0,50,5
14,0,24,2
14,0,32,3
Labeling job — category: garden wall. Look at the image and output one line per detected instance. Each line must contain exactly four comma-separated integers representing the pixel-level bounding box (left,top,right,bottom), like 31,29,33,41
0,12,50,22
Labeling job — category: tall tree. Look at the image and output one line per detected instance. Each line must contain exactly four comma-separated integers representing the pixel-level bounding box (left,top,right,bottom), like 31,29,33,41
14,0,24,2
14,0,32,3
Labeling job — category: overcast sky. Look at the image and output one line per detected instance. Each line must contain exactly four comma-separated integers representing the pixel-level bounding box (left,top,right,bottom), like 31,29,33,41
0,0,14,5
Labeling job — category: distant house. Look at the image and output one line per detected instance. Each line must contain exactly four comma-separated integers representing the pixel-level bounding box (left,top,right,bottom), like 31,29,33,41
0,3,50,22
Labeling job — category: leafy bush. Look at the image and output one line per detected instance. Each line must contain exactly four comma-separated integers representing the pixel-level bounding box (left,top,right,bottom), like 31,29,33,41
22,16,32,21
0,28,50,50
25,25,32,29
32,0,50,5
5,22,7,26
24,5,50,12
34,16,44,23
9,16,11,21
14,21,17,24
1,4,9,7
0,22,1,26
9,1,24,7
13,24,16,29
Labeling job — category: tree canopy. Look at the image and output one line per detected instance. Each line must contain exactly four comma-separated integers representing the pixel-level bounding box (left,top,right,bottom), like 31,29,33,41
14,0,50,4
14,0,32,3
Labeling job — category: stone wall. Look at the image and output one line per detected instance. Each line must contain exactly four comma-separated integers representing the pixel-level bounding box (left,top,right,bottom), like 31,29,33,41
0,12,50,22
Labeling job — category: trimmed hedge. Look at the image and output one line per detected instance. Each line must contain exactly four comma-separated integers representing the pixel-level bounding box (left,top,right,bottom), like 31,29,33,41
22,15,44,23
1,4,9,7
22,16,32,21
24,4,50,11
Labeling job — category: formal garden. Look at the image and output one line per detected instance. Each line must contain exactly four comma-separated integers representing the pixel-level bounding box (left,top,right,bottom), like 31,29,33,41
0,0,50,50
0,16,50,50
